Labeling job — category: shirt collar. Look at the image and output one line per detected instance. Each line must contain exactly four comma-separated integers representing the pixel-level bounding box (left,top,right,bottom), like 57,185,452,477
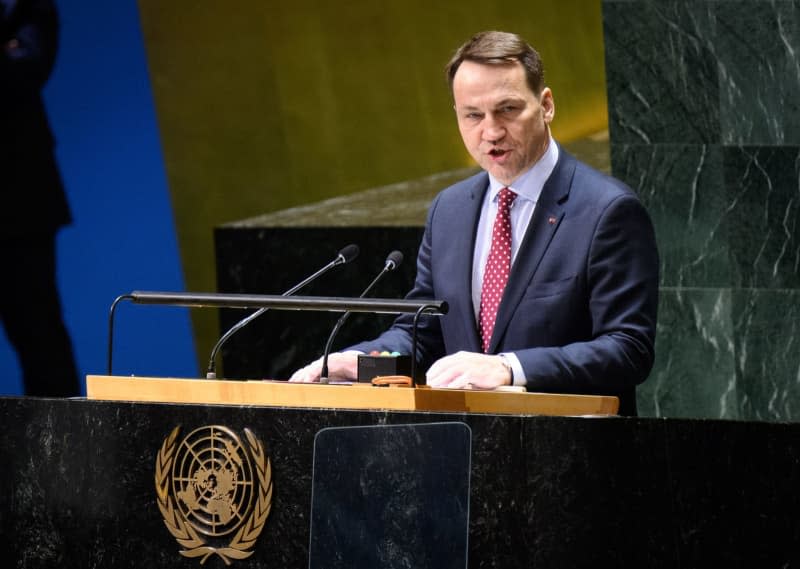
487,136,559,204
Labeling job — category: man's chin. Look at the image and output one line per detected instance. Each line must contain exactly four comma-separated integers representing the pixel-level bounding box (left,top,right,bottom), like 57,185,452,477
484,165,520,186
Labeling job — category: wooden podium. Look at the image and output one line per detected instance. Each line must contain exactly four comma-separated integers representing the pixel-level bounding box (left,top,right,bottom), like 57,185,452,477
86,375,619,416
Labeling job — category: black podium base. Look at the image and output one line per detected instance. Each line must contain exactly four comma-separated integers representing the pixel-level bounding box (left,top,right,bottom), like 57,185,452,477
0,396,798,568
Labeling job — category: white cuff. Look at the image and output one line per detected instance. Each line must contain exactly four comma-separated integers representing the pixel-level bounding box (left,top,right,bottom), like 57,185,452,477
499,352,526,387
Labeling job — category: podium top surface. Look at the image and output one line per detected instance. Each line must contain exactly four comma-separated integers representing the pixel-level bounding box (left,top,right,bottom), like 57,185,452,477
86,375,619,417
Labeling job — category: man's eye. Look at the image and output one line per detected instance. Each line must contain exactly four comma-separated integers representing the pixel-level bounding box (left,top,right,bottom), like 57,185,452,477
465,113,482,120
501,106,518,113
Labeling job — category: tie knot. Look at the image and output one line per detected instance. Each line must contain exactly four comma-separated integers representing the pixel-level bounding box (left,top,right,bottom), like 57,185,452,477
498,187,517,210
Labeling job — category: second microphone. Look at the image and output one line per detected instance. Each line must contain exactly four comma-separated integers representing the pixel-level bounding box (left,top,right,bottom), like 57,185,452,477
319,250,404,382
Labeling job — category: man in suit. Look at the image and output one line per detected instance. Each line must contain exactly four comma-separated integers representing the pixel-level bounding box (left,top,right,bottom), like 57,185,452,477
1,0,79,396
291,31,659,415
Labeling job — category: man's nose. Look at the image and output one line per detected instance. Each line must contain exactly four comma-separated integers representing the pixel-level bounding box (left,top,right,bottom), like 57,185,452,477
483,115,505,143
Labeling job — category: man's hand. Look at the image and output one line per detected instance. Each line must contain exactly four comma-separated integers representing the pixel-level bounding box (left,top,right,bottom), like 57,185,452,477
425,351,512,390
288,351,360,383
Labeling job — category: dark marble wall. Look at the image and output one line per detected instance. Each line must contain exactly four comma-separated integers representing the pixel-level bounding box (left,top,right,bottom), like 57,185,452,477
214,226,424,380
1,397,799,568
603,0,800,420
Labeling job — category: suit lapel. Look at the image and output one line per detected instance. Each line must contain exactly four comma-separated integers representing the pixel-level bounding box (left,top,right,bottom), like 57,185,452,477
451,173,487,352
489,149,576,352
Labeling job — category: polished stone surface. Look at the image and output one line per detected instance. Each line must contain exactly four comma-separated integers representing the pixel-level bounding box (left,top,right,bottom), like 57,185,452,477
604,0,800,420
1,397,799,568
603,2,721,145
604,0,800,147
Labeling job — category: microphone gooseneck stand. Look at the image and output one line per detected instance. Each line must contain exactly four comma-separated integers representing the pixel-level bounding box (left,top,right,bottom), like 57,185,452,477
205,244,359,378
319,251,403,383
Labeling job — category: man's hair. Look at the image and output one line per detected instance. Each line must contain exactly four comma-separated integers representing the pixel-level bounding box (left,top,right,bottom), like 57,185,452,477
445,31,545,96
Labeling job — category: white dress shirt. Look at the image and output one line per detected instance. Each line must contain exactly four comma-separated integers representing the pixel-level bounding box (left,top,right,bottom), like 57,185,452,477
471,138,559,385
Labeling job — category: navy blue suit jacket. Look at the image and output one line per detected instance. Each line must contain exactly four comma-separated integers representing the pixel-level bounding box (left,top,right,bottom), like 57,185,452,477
351,147,659,415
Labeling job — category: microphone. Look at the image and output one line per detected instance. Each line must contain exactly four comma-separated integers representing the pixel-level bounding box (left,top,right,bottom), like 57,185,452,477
319,250,403,383
206,244,359,379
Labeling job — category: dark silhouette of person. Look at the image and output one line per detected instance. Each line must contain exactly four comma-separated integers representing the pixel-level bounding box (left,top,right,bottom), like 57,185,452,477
1,0,79,396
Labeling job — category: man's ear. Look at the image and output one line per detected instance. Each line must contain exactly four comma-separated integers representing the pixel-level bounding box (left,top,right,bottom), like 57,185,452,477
540,87,555,123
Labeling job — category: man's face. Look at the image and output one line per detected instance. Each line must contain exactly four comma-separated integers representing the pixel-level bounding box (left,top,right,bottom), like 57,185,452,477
452,60,554,186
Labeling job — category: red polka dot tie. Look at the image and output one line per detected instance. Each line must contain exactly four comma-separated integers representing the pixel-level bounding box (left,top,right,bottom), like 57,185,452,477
479,187,517,353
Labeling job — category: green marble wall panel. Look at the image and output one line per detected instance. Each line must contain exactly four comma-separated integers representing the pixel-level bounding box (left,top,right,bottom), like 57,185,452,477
639,289,800,421
611,144,730,288
724,146,800,289
604,0,800,420
640,289,738,420
716,2,800,144
603,2,720,144
733,289,800,421
605,0,800,147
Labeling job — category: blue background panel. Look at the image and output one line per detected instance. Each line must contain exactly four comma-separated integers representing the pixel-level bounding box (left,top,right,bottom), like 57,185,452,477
0,0,197,394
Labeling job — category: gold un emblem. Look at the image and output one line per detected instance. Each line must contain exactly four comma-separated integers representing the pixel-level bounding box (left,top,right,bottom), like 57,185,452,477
155,425,273,565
